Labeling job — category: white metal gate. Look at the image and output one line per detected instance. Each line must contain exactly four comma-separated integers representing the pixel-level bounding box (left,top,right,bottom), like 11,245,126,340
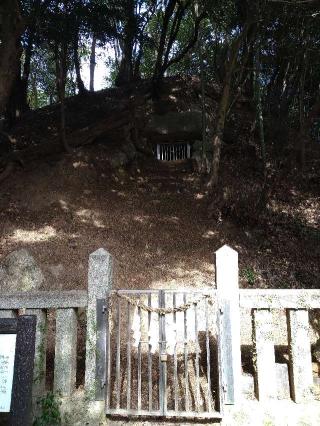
97,289,223,420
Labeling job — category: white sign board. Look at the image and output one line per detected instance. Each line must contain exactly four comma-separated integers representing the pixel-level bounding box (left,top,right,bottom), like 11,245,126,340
0,334,17,412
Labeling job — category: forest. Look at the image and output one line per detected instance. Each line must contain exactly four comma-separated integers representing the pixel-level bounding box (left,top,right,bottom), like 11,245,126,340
0,0,319,292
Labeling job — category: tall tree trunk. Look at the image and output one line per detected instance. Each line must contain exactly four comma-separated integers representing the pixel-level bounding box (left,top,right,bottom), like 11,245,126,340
5,67,22,125
115,0,136,86
296,48,308,172
30,72,38,109
295,93,320,174
298,70,306,171
21,31,34,110
89,35,97,92
253,36,266,175
208,26,249,189
73,32,86,94
0,0,24,116
133,44,143,81
6,31,34,123
55,41,70,153
199,39,206,171
194,2,206,172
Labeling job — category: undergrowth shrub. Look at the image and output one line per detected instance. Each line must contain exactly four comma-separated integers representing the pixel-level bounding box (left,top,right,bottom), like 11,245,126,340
33,392,61,426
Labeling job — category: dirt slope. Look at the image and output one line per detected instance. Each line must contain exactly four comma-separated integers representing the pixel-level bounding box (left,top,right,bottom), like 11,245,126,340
0,143,319,291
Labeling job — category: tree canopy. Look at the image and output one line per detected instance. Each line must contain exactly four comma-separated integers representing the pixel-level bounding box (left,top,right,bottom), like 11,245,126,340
1,0,320,182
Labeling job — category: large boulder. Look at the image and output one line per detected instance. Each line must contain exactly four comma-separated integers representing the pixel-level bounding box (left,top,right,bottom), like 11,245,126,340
145,111,202,140
0,249,44,292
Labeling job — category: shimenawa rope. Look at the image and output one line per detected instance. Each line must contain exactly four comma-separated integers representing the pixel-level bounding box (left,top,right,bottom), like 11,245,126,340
115,291,213,315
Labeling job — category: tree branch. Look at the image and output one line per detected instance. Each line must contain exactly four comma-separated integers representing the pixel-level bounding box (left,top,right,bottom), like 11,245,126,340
164,11,205,72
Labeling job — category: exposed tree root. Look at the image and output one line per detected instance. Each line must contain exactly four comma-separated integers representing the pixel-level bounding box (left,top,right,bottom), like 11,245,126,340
0,111,130,183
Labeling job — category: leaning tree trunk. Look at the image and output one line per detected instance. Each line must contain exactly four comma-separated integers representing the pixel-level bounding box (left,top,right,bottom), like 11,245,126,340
208,26,249,189
0,0,24,116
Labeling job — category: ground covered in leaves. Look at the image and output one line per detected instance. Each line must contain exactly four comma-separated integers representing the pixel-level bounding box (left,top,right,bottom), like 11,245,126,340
0,142,319,291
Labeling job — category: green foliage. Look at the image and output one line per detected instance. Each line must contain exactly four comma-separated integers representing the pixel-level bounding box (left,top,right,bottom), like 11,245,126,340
33,392,62,426
242,267,256,286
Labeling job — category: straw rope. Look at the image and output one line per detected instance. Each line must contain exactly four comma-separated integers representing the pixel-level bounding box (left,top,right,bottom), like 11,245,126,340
115,291,213,315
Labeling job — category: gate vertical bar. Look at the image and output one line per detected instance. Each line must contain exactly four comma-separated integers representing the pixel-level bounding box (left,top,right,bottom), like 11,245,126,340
205,297,212,411
173,293,178,411
126,301,131,410
116,299,121,409
163,291,167,414
158,291,163,413
194,302,200,411
148,294,153,411
159,290,167,415
105,295,111,410
137,304,142,411
183,292,189,411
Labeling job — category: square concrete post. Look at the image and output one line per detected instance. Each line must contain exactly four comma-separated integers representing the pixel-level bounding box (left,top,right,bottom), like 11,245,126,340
54,308,78,396
216,245,241,405
25,309,47,398
85,248,113,400
252,308,276,400
287,309,313,402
